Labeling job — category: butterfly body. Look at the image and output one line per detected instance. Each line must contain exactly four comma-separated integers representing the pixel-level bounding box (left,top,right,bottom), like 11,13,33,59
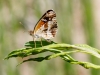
29,9,57,41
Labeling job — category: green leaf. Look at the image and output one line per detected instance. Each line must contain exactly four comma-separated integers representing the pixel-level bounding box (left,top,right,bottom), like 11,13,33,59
5,41,100,69
25,40,56,48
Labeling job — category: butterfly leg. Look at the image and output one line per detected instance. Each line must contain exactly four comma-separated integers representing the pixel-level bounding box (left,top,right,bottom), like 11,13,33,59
34,40,36,48
40,38,43,47
32,36,36,48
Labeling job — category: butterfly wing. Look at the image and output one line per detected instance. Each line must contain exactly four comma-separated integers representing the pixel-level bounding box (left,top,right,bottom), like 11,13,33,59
30,10,58,40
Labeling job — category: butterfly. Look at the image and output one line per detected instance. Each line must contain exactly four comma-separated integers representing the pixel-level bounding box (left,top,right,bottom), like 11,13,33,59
29,9,58,47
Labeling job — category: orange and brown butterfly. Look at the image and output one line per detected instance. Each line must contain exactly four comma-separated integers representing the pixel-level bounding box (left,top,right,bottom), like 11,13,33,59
29,9,58,46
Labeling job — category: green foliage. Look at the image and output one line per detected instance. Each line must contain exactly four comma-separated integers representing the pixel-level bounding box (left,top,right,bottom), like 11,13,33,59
5,41,100,69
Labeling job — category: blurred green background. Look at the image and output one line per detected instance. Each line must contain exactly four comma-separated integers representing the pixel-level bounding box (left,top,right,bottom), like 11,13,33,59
0,0,100,75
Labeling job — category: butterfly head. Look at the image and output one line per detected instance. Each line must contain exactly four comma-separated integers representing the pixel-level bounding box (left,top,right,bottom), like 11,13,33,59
29,30,33,36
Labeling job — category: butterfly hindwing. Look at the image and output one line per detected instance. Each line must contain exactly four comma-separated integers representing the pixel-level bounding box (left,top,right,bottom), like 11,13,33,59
30,9,58,40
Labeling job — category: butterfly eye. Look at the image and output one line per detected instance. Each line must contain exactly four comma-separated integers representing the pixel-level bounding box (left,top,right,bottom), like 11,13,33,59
29,31,33,36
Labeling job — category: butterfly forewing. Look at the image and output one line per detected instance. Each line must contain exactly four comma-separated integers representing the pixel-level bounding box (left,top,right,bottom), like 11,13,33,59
30,9,58,40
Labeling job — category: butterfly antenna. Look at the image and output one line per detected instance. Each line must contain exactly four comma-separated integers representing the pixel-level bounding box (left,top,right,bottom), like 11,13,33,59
19,22,29,31
19,22,23,25
19,22,25,28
